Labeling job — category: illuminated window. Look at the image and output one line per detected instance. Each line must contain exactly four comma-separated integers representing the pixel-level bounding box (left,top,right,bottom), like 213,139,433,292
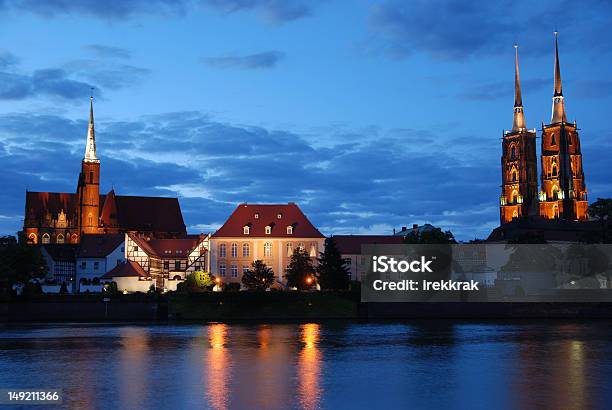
310,243,317,257
42,233,50,244
287,242,293,256
298,242,305,250
231,265,238,278
265,226,272,235
552,166,557,177
277,213,282,219
243,225,250,235
231,242,238,258
219,263,226,277
57,234,65,244
219,244,226,257
243,265,249,274
287,226,293,235
254,213,259,219
264,242,272,257
512,171,517,182
28,233,37,244
242,243,250,257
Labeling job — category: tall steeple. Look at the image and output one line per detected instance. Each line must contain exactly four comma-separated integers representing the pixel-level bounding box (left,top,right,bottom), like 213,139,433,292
84,94,99,163
512,44,526,131
551,32,567,123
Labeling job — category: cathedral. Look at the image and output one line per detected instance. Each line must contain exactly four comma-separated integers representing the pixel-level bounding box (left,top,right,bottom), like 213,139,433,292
499,33,588,225
23,97,187,245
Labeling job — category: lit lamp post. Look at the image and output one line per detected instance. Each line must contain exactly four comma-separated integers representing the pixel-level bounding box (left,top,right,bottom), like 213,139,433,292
214,277,221,292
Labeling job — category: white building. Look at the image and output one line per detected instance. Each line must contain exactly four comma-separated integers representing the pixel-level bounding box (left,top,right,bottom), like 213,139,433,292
333,235,404,282
76,234,125,292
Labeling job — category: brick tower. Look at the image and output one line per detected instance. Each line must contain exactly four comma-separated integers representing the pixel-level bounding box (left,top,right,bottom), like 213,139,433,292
500,45,538,224
77,96,102,234
538,33,588,220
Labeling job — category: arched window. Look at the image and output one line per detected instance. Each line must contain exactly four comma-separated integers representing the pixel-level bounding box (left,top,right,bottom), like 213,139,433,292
219,244,226,258
553,204,559,218
512,210,518,219
242,243,250,257
243,225,250,235
88,213,93,226
512,170,517,182
231,265,238,278
264,242,272,257
551,134,556,145
309,243,317,257
56,233,65,244
510,146,516,160
287,242,293,256
231,242,238,258
552,166,557,177
511,190,518,204
27,233,37,244
552,186,560,200
71,234,78,243
42,233,50,244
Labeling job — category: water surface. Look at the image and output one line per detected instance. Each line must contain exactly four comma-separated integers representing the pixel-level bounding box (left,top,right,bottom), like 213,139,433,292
0,321,611,409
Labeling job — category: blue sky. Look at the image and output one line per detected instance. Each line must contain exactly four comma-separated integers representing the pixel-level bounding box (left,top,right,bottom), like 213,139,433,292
1,0,611,240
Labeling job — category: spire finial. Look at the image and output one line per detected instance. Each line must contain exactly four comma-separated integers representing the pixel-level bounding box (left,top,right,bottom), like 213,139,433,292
512,44,526,131
551,31,567,123
84,93,99,163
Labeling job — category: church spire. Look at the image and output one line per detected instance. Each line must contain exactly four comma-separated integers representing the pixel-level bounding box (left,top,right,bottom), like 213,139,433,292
551,31,567,123
512,44,526,131
84,92,99,163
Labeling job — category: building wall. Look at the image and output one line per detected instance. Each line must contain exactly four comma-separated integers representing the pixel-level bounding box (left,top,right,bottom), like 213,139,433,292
210,237,324,284
112,277,153,293
76,242,125,291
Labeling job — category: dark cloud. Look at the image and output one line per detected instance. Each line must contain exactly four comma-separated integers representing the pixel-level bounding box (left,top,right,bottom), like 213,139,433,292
0,50,18,69
83,44,131,60
0,69,94,100
204,51,285,69
368,0,612,61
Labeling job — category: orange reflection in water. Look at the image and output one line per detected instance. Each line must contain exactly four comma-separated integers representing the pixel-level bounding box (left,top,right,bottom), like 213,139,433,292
119,327,149,410
206,324,230,410
298,323,322,410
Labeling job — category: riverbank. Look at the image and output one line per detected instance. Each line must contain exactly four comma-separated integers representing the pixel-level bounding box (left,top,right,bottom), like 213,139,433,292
2,292,612,322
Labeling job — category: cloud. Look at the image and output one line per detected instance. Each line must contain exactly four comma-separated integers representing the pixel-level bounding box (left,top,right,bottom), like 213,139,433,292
62,59,150,90
459,78,548,101
204,51,285,69
83,44,131,60
1,111,610,240
203,0,316,24
368,0,612,61
0,50,18,69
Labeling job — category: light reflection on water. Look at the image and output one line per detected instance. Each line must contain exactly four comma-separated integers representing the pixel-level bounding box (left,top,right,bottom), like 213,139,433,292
0,322,611,409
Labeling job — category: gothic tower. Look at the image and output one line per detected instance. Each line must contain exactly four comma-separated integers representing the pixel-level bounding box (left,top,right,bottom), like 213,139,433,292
77,96,102,234
538,33,588,221
500,45,538,224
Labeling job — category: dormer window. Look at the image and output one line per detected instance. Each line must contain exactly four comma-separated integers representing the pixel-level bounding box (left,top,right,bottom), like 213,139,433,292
254,213,259,219
277,213,282,219
287,226,293,235
265,225,272,235
243,225,250,235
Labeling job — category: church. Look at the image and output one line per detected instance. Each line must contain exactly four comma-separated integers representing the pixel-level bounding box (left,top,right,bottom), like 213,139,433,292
499,33,589,225
23,97,187,245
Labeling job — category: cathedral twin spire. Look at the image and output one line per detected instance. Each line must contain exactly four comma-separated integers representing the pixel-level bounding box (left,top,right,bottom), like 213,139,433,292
512,32,568,130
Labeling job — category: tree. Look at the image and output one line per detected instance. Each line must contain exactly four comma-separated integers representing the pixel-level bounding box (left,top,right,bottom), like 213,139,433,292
403,228,457,244
316,237,350,290
589,198,612,243
0,234,47,291
179,271,215,293
242,260,275,291
284,247,316,290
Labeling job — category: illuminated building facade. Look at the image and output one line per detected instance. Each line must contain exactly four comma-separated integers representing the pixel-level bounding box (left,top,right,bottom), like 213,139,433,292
500,34,588,224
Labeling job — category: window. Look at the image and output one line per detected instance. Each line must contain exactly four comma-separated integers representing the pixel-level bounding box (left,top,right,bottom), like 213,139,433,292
242,243,250,257
264,242,272,257
287,243,293,256
94,261,100,270
277,213,282,219
551,134,556,145
88,213,93,226
243,265,249,274
80,261,86,270
164,261,169,270
243,225,250,235
511,171,517,182
298,242,305,251
344,258,352,266
175,261,181,270
42,233,50,244
56,233,64,244
133,246,139,252
265,226,272,235
254,213,259,219
219,263,226,277
510,146,516,160
552,166,557,177
89,171,94,183
287,226,293,235
219,244,226,257
231,243,238,257
310,243,317,257
231,265,238,278
27,233,37,244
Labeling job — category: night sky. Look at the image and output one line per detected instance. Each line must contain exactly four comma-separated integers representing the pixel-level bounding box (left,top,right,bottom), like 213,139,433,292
1,0,611,240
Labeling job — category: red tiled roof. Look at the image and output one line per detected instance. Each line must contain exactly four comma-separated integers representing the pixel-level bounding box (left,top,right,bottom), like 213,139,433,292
332,235,404,254
77,234,124,258
102,260,148,279
24,190,186,235
127,233,201,258
212,203,324,238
